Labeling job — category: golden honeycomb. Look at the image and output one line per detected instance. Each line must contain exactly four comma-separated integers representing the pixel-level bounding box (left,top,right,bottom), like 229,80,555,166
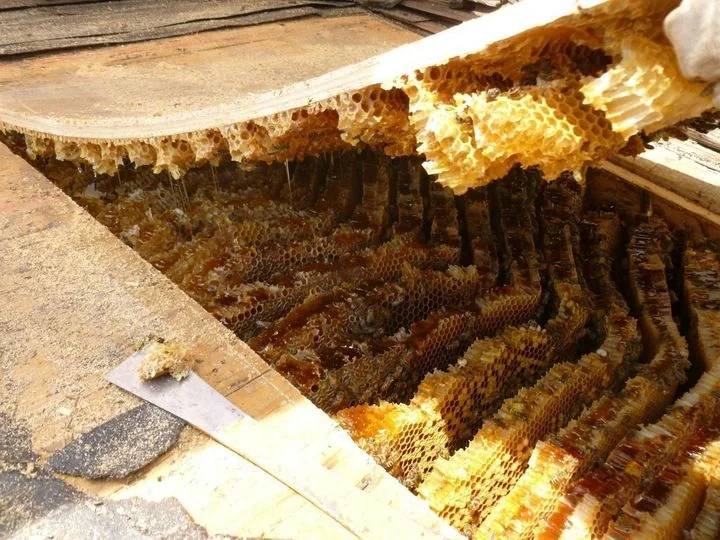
580,35,714,140
545,370,720,539
691,458,720,540
474,213,642,538
604,439,720,540
412,83,626,193
336,325,554,490
419,352,620,535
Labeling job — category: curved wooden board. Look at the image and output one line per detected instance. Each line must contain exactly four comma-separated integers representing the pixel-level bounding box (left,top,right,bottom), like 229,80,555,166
0,0,596,140
0,15,421,139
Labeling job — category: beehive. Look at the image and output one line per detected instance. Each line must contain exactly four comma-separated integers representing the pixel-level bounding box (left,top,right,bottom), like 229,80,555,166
2,0,720,538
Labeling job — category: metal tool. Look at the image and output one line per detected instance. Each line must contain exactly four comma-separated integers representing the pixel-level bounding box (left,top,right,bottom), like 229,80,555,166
107,346,457,539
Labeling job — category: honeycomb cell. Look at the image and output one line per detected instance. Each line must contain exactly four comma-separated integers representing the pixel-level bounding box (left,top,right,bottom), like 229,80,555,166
418,355,612,535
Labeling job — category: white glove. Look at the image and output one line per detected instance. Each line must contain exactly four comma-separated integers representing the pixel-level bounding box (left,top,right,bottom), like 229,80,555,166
664,0,720,107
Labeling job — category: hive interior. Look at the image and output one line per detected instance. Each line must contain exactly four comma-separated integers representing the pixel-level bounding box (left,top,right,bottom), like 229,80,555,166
5,133,720,538
3,0,720,536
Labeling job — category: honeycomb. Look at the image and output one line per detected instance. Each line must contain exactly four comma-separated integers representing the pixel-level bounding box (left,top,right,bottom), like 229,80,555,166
545,370,720,539
474,213,643,538
6,68,720,536
419,352,622,535
690,454,720,540
411,179,593,533
335,178,587,493
580,35,714,140
405,14,713,192
251,264,488,391
336,325,554,490
534,220,695,539
412,83,626,193
604,438,720,540
3,0,713,188
310,287,541,413
684,249,720,370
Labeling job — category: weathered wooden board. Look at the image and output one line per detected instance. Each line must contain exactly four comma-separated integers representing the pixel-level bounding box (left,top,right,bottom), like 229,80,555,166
0,142,455,538
610,138,720,215
0,15,420,137
588,165,720,243
0,0,359,56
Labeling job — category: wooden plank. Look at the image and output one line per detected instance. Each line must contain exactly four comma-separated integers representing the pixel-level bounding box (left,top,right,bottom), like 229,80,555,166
413,18,455,32
401,0,477,22
0,0,604,140
587,166,720,243
0,16,420,136
0,141,457,538
0,0,356,55
0,0,112,9
684,127,720,154
599,160,720,230
611,138,720,215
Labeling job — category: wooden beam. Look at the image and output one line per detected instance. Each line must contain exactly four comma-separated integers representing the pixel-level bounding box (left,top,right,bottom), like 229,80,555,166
683,127,720,154
610,138,720,215
599,160,720,230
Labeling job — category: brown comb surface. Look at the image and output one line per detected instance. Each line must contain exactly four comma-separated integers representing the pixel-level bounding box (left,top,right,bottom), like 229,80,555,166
414,176,594,534
684,249,720,370
538,219,693,539
475,214,643,539
310,287,541,413
545,372,720,539
605,434,720,540
252,264,488,392
215,237,460,340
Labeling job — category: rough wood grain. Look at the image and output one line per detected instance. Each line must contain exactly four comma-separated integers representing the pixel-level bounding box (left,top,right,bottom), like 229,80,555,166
0,15,420,137
611,138,720,215
0,0,357,55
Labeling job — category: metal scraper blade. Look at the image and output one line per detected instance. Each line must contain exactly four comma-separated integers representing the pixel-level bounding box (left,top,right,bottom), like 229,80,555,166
105,345,250,437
